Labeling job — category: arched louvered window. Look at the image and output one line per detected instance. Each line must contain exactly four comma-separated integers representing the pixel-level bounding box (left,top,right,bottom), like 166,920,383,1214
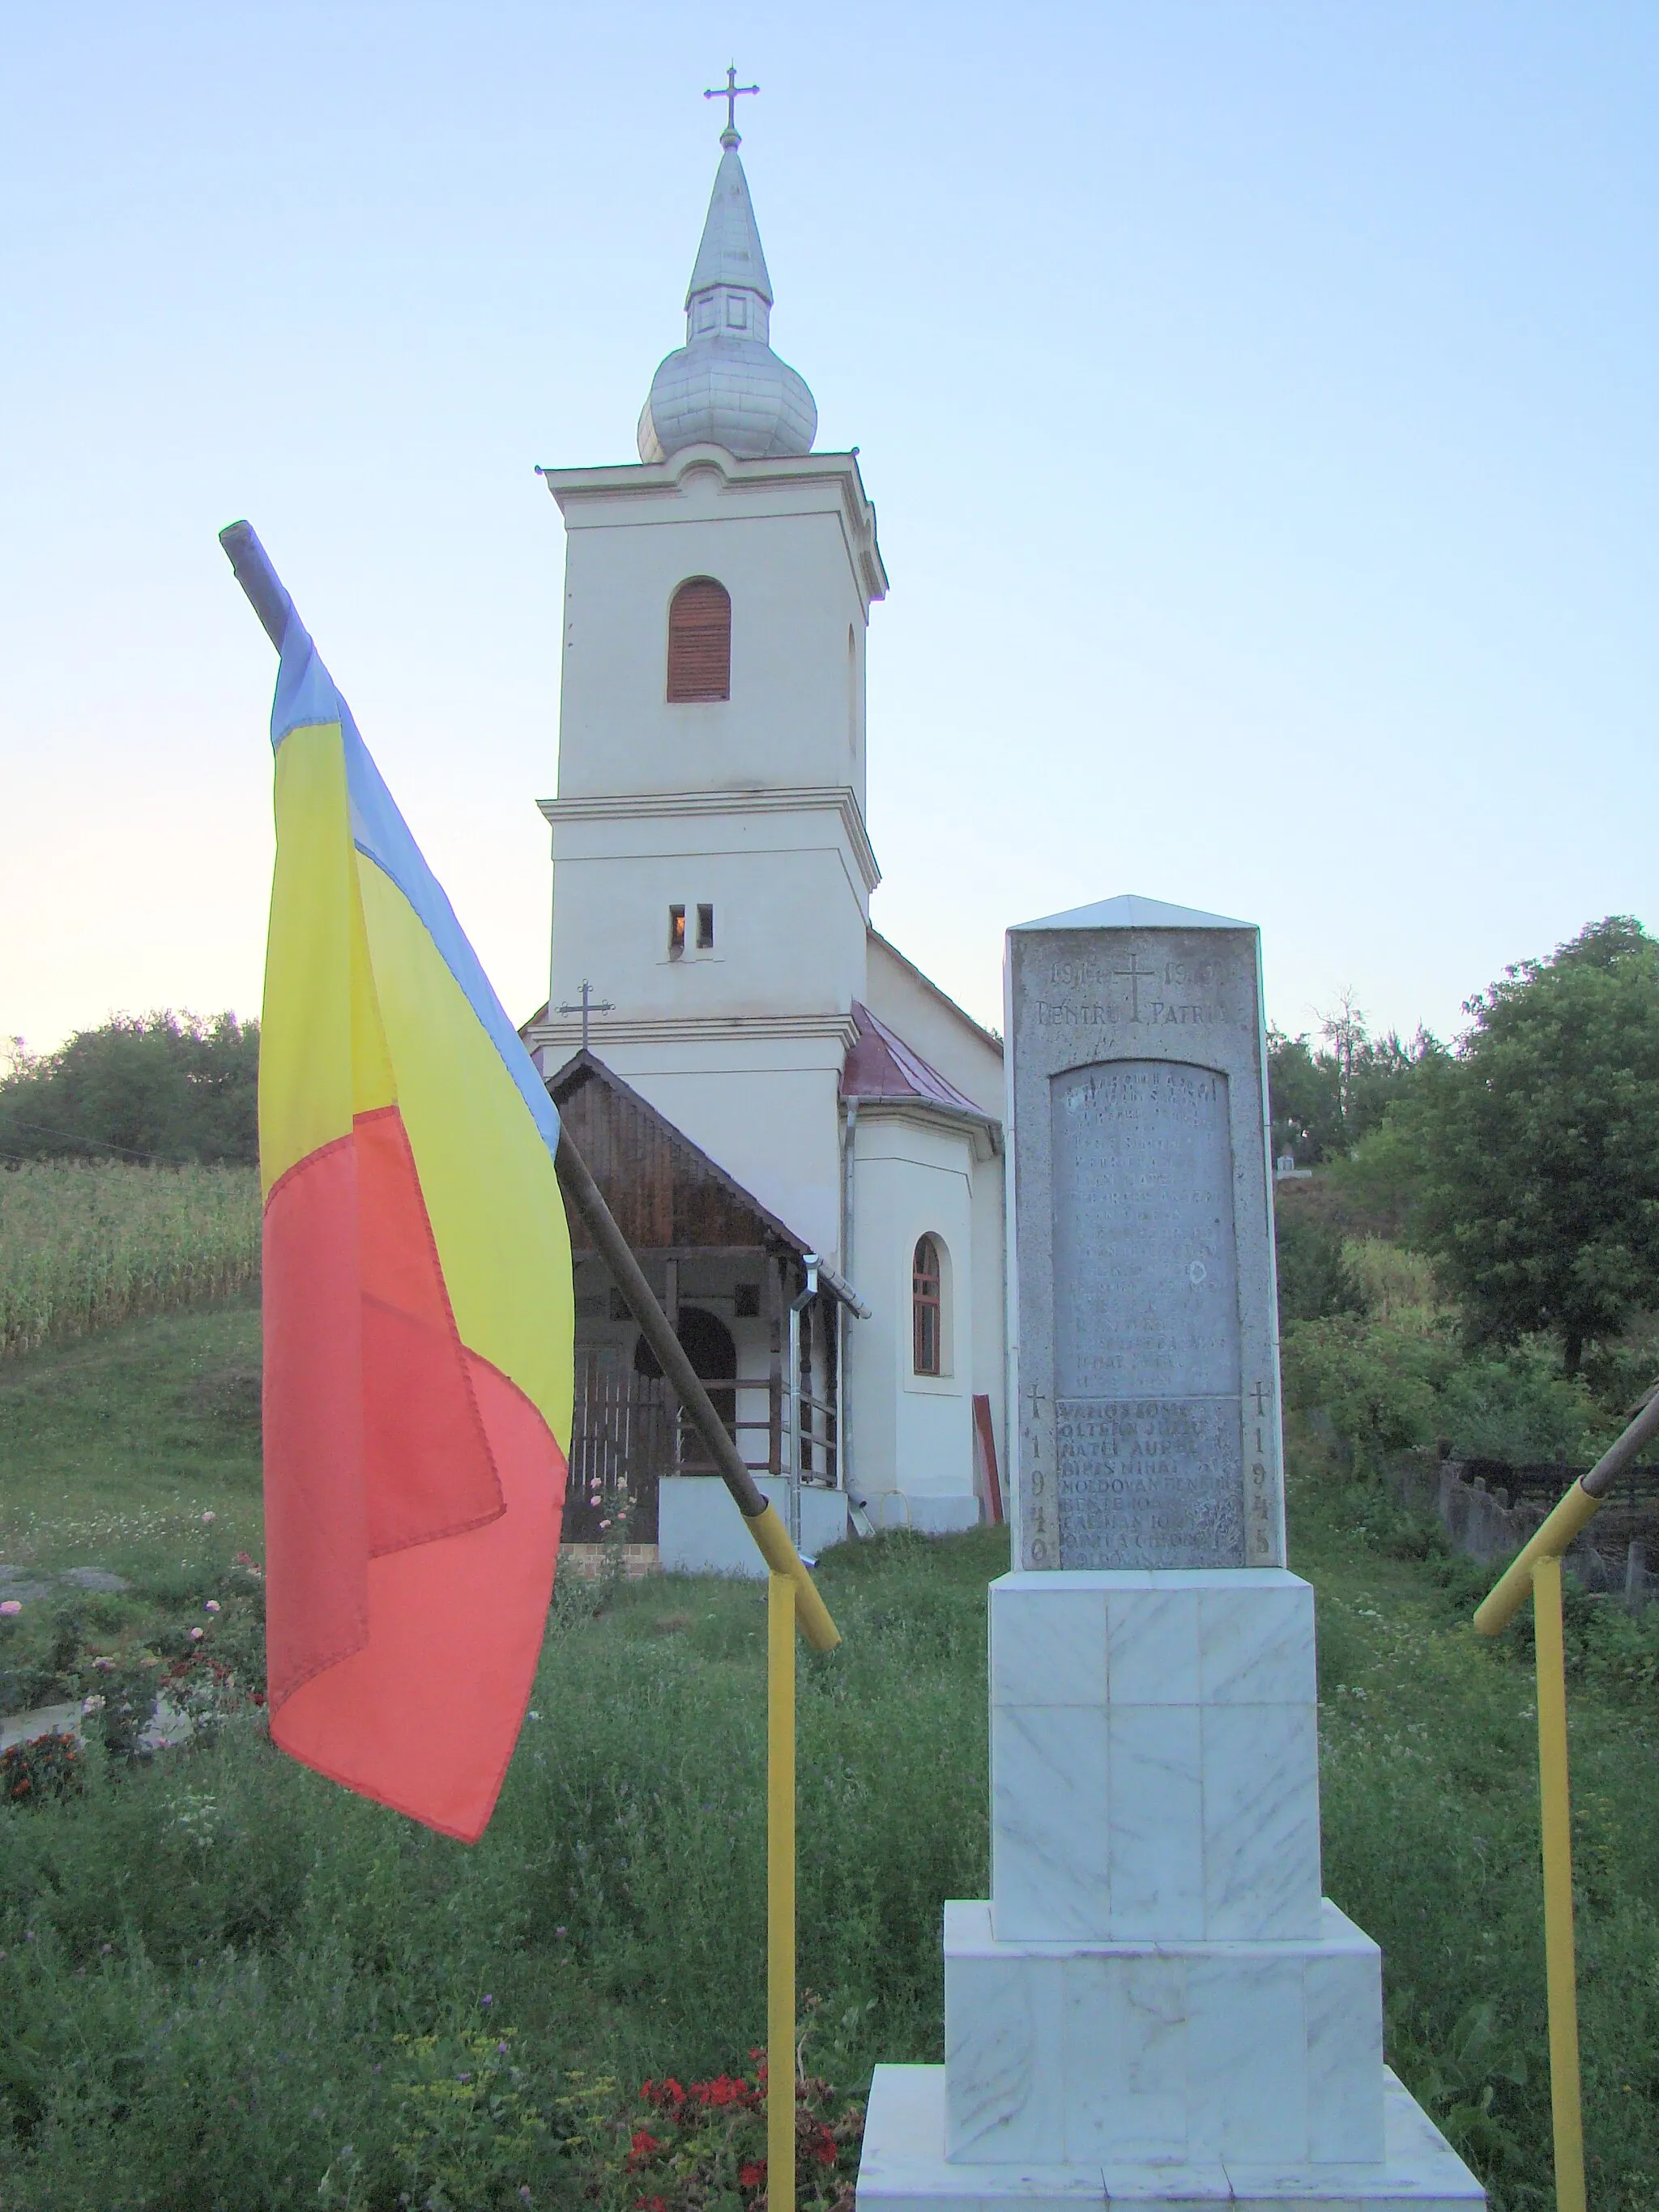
913,1235,942,1377
667,578,731,702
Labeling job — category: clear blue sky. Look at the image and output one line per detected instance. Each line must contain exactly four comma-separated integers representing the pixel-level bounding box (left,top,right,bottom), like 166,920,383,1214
3,2,1653,1059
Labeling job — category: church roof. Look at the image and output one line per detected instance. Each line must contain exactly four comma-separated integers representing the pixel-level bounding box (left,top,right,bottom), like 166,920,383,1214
1011,893,1255,933
637,127,817,464
686,144,774,306
841,1003,996,1122
547,1050,864,1307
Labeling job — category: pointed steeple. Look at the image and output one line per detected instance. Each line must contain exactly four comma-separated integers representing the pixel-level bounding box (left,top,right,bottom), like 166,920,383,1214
686,144,773,309
637,113,817,464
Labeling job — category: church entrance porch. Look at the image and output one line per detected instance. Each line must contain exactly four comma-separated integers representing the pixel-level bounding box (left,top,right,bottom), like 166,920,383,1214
548,1051,855,1569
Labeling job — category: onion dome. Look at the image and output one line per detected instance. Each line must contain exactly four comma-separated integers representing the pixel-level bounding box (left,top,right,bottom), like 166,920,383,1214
638,129,817,463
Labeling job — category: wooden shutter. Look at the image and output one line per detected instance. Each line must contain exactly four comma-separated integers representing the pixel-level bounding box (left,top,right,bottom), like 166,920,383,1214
667,578,731,702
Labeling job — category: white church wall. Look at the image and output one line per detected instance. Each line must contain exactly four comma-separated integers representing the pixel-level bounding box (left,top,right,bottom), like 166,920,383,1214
551,455,876,808
864,931,1004,1118
599,1049,847,1265
849,1115,977,1521
547,829,869,1025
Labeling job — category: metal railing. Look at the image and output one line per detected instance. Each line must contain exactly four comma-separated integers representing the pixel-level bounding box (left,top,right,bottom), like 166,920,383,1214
1473,1387,1659,2212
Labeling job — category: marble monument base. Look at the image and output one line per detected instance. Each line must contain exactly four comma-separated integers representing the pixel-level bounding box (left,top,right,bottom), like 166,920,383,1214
855,1573,1484,2211
859,2062,1484,2211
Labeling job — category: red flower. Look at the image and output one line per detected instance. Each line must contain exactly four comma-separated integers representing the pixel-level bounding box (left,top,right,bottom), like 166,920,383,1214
642,2077,686,2111
739,2162,767,2190
691,2073,748,2108
814,2128,838,2167
634,2196,668,2211
626,2129,663,2169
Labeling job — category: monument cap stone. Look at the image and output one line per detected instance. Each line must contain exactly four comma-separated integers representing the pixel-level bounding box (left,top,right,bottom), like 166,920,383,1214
1004,893,1284,1571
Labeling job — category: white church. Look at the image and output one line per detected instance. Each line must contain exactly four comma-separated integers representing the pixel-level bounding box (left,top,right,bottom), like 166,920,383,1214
523,105,1006,1558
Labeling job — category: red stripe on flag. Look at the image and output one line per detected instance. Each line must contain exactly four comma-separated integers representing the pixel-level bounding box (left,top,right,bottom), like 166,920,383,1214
262,1135,367,1703
273,1352,565,1841
356,1105,502,1556
262,1106,558,1833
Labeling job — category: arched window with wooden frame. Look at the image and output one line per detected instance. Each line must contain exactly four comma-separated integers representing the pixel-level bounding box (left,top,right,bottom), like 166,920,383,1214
913,1234,943,1376
666,577,731,702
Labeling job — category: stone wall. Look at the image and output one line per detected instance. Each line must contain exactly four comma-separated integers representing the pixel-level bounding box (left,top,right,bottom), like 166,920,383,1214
1381,1447,1646,1603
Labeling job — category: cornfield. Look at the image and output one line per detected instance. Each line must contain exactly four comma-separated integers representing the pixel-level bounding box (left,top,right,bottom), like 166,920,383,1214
0,1161,260,1357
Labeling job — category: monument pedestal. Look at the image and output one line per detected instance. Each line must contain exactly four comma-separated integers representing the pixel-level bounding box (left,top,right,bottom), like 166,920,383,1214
855,1575,1484,2210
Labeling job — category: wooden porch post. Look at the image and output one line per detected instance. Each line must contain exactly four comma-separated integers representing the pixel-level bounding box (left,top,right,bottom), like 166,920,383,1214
767,1255,784,1477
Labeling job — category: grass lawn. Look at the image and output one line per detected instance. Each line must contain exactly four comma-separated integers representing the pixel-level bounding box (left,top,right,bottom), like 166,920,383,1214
0,1299,265,1571
2,1304,1657,2209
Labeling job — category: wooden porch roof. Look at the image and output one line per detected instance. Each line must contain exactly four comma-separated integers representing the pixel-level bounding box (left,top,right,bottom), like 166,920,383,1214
546,1051,813,1263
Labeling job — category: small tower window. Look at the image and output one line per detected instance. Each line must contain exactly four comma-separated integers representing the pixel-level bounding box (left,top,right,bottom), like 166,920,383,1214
913,1236,942,1376
668,904,686,957
667,578,731,702
697,903,715,950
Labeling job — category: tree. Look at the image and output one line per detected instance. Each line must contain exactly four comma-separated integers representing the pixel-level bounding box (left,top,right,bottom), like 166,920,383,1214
0,1012,258,1166
1267,1027,1342,1163
1267,1013,1437,1165
1406,917,1659,1374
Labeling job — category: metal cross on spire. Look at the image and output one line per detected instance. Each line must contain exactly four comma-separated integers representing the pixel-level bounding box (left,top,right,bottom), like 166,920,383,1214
705,64,758,146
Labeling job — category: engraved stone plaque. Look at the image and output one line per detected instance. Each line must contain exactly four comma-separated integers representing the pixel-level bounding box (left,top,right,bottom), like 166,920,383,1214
1005,897,1286,1571
1051,1061,1243,1566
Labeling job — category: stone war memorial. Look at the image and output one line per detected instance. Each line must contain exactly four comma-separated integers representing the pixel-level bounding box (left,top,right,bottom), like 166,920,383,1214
857,896,1485,2210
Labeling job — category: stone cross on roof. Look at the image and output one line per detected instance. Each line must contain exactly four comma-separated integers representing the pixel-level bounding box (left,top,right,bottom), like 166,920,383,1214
705,65,758,147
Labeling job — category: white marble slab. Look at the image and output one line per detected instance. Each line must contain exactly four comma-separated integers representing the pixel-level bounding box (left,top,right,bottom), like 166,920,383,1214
858,2065,1486,2212
992,1706,1111,1941
1105,1706,1204,1937
1105,1583,1201,1706
945,1943,1066,2163
988,1575,1322,1942
944,1902,1385,2171
1197,1580,1316,1705
1200,1703,1322,1940
992,1583,1110,1708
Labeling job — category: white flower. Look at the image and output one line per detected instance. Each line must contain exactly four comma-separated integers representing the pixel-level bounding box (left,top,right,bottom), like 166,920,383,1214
81,1694,105,1714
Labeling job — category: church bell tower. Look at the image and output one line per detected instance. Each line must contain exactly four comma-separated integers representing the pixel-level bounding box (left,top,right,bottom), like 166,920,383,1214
527,104,888,1261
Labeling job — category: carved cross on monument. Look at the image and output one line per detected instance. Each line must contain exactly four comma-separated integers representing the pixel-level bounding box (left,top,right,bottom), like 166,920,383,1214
557,979,614,1053
705,64,759,145
1111,948,1158,1024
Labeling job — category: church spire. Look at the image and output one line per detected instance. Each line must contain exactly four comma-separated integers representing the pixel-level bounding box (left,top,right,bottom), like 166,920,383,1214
685,142,773,311
636,83,817,464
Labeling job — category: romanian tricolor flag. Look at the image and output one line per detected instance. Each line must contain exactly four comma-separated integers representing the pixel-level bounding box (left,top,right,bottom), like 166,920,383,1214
258,591,572,1842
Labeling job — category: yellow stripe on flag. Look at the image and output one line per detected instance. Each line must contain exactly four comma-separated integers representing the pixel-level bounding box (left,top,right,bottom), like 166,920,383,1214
356,855,574,1438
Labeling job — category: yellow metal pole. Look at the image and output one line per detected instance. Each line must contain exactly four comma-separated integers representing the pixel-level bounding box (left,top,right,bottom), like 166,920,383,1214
1533,1554,1587,2212
768,1571,796,2212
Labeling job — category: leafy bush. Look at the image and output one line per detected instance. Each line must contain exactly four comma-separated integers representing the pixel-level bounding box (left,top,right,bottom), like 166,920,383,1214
0,1012,258,1167
1436,1346,1603,1464
1275,1208,1364,1327
1341,1236,1439,1328
0,1729,83,1805
1284,1310,1612,1473
1281,1316,1444,1465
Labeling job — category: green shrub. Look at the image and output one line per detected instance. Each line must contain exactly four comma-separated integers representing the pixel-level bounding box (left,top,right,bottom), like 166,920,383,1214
1281,1316,1444,1464
1275,1208,1365,1326
1436,1345,1604,1464
0,1729,83,1806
